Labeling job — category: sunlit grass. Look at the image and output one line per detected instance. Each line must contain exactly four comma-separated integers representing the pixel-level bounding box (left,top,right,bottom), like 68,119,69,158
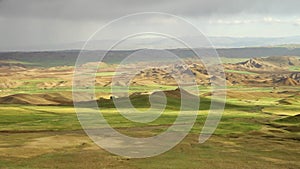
225,69,258,75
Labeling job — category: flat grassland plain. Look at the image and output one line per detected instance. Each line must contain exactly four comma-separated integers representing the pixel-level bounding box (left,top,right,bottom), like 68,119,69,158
0,54,299,169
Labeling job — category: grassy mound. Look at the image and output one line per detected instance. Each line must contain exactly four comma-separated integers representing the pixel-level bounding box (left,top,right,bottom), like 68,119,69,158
275,114,300,124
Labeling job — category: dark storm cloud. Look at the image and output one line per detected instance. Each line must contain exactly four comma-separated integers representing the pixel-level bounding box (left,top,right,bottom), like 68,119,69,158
0,0,300,21
1,0,300,51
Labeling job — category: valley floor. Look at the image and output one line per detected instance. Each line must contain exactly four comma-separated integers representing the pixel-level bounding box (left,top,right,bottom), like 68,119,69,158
0,86,299,169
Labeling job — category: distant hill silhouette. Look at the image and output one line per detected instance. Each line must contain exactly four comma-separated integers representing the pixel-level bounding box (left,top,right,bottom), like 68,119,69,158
1,47,300,67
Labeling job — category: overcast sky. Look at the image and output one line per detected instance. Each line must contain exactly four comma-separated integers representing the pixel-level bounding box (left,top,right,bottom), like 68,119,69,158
1,0,300,50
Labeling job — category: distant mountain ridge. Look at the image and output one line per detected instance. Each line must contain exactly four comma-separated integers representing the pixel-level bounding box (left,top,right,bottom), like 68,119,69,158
1,47,300,67
3,36,300,51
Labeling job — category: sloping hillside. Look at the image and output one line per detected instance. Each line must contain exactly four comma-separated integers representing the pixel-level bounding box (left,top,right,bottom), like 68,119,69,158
234,56,300,71
0,93,75,105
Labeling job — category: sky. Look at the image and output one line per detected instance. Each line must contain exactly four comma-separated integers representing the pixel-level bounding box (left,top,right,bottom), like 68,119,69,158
1,0,300,50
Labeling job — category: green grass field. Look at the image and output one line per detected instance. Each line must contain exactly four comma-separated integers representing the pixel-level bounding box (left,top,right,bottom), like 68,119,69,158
289,66,300,72
0,87,299,169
